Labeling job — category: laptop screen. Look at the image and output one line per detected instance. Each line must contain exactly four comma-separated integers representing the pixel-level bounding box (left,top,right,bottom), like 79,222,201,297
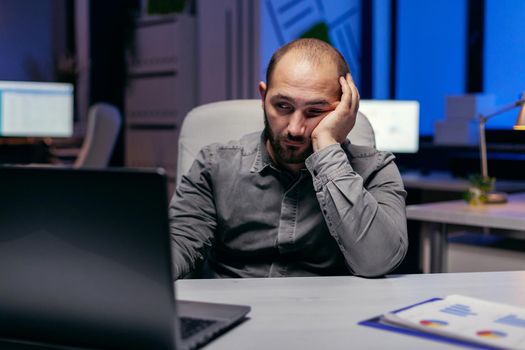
0,167,176,349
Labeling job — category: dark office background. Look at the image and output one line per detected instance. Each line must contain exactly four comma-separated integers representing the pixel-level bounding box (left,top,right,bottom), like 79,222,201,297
0,0,524,275
1,0,524,144
261,0,525,134
0,0,523,185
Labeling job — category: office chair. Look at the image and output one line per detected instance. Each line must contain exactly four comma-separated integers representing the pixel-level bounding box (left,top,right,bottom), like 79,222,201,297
74,103,122,168
177,99,375,185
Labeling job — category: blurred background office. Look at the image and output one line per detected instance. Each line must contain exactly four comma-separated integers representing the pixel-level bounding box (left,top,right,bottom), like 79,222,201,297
1,0,524,273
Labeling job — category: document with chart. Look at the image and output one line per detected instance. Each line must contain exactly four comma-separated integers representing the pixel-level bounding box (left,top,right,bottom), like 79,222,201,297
381,295,525,349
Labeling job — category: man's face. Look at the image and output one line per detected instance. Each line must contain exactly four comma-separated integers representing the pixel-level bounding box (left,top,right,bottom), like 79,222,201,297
260,54,341,168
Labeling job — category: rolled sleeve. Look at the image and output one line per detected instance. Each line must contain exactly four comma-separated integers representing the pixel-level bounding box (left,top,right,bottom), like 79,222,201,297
305,144,408,277
305,144,356,190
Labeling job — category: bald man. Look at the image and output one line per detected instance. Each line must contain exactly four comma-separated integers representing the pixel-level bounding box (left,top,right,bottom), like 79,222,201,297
170,38,408,279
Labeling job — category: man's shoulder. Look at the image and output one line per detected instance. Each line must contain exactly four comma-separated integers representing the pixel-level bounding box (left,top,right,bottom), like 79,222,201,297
201,131,261,160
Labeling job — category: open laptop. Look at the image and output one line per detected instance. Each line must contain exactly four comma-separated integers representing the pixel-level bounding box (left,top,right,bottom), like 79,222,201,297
0,166,250,350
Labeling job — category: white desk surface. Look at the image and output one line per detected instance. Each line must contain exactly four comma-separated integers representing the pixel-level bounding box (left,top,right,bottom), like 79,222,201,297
176,271,525,349
406,192,525,230
402,171,525,193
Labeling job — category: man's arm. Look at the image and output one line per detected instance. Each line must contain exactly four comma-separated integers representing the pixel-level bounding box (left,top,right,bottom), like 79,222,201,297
308,73,407,277
305,145,408,277
169,147,217,279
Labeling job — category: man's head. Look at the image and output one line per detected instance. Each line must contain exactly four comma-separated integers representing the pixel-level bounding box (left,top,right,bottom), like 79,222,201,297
264,39,349,90
259,38,350,171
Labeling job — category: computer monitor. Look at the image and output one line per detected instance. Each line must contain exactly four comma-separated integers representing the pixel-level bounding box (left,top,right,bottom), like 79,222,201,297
0,80,73,138
359,100,420,153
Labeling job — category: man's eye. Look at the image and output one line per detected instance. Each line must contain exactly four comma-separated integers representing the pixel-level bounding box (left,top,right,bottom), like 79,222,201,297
306,109,325,117
276,103,292,112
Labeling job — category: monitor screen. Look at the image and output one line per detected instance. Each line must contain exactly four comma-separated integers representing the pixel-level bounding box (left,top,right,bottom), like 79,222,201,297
0,80,73,138
359,100,420,153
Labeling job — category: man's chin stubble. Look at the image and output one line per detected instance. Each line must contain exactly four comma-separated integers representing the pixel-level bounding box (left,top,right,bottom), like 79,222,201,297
277,143,312,164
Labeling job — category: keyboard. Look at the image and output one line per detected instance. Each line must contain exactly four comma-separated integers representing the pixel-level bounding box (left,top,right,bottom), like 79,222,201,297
180,316,218,340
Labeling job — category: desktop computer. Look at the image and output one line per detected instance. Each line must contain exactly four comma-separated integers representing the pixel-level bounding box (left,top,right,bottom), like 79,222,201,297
359,100,420,154
0,80,73,138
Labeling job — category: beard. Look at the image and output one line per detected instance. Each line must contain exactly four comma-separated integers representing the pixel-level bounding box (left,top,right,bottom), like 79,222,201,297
263,108,313,165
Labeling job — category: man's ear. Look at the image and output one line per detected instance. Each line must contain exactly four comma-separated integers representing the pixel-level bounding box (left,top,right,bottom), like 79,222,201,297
258,81,267,109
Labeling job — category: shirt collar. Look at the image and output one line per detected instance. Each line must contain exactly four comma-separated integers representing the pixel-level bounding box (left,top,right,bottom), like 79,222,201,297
250,132,276,173
250,132,314,176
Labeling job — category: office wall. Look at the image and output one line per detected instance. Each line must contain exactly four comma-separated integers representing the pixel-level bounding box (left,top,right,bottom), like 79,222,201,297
198,0,261,103
0,0,56,82
260,0,362,87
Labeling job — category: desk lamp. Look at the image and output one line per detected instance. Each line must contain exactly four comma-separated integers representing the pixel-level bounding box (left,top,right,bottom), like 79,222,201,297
479,93,525,203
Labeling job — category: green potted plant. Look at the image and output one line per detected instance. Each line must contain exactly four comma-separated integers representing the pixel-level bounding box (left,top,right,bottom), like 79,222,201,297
463,174,496,205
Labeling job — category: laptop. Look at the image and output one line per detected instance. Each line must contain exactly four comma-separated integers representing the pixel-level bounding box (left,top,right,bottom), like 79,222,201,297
0,166,250,350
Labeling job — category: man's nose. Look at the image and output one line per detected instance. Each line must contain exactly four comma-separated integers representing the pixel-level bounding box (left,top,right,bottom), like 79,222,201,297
287,112,306,137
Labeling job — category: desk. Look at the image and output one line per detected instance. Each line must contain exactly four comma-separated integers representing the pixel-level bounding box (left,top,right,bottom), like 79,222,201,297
402,171,525,193
407,192,525,273
177,271,525,350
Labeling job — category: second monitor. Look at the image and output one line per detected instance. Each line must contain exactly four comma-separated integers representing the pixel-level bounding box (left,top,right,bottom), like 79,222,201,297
359,100,420,153
0,80,74,138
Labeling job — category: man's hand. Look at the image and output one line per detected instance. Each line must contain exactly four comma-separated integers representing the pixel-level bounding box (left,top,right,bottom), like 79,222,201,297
311,73,360,152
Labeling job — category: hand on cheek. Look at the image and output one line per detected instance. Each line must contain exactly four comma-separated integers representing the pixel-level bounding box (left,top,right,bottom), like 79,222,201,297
311,74,360,152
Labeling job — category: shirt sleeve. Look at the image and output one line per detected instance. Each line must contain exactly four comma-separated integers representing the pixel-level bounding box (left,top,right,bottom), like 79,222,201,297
169,147,217,279
304,143,408,277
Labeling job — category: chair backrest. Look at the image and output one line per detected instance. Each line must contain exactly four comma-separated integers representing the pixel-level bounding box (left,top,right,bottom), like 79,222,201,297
75,103,122,168
177,99,375,184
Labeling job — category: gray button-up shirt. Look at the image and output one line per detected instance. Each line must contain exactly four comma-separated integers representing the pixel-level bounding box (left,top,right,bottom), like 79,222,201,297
170,132,407,279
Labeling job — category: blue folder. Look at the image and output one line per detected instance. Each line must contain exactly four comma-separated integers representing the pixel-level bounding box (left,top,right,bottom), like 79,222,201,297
358,298,501,350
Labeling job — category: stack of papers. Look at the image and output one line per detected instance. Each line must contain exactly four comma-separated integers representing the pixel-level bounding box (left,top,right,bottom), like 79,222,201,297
361,295,525,349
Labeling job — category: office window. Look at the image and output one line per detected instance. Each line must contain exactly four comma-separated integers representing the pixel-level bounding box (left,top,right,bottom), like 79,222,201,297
484,0,525,129
396,0,467,136
372,0,391,100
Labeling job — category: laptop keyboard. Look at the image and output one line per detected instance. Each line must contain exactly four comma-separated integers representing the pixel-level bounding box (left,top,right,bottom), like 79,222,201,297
180,316,218,340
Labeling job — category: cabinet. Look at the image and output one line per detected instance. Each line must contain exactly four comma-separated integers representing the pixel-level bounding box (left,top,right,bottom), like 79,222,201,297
125,15,196,193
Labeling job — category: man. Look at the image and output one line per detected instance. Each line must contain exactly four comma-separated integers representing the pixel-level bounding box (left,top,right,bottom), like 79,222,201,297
170,38,407,279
